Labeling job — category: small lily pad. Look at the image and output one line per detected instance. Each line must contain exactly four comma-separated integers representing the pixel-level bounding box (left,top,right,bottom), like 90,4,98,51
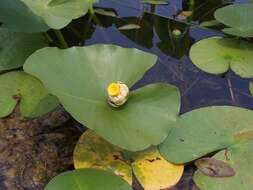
214,4,253,37
45,169,133,190
24,45,181,151
74,130,133,185
0,71,59,118
194,142,253,190
0,28,46,71
195,158,235,177
131,148,184,190
74,130,184,189
189,37,253,78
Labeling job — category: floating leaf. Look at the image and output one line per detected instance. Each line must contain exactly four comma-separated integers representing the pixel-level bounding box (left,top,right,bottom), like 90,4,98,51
214,4,253,37
0,71,59,118
0,0,98,32
194,142,253,190
195,158,235,177
118,24,141,31
24,45,180,151
200,20,221,28
0,0,49,33
45,169,133,190
22,0,98,29
0,28,46,71
74,130,184,189
159,106,253,164
189,37,253,78
74,130,132,184
142,0,169,5
131,148,184,190
95,8,118,17
249,82,253,96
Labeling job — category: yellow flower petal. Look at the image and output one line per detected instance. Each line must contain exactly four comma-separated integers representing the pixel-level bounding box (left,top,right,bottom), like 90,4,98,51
107,82,120,97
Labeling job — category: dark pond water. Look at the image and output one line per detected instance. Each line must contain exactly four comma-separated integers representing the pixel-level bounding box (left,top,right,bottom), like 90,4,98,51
59,0,252,189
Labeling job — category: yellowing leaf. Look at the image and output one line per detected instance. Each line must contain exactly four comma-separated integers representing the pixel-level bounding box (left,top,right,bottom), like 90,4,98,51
74,130,133,185
131,148,184,190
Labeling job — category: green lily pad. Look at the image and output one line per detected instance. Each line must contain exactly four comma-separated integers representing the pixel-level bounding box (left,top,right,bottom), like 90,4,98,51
74,129,133,185
22,0,98,29
189,37,253,78
214,4,253,37
159,106,253,164
0,28,46,71
0,0,97,32
0,71,59,118
249,82,253,96
45,169,133,190
0,0,49,33
24,45,180,151
73,129,184,189
194,141,253,190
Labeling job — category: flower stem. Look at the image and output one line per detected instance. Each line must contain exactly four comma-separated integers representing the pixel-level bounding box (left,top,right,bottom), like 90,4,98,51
54,30,68,49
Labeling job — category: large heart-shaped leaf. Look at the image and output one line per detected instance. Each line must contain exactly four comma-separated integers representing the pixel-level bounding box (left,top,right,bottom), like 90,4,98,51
189,37,253,78
214,4,253,37
45,169,133,190
159,106,253,164
74,129,184,189
0,28,46,71
194,141,253,190
74,129,133,185
0,71,59,118
24,45,180,151
0,0,97,32
0,0,49,33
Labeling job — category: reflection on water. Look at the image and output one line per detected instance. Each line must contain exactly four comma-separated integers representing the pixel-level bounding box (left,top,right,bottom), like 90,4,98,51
60,0,253,189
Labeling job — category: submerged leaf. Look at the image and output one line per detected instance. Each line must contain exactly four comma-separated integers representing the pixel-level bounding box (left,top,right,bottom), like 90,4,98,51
24,45,180,151
0,28,46,71
131,148,184,190
194,142,253,190
74,130,132,184
189,37,253,78
195,158,235,177
0,71,59,118
45,169,133,190
214,4,253,37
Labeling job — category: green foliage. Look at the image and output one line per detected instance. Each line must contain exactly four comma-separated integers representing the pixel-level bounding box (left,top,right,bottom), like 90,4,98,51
74,130,184,190
0,28,46,71
24,45,181,151
214,4,253,37
159,106,253,190
194,142,253,190
45,169,133,190
189,37,253,78
0,0,97,32
0,71,59,118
